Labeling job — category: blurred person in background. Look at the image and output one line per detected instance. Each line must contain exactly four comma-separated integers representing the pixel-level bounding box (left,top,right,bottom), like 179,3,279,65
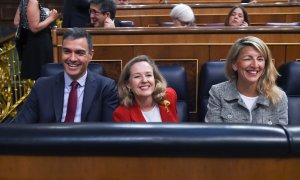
14,0,59,80
170,4,195,27
224,5,250,27
62,0,90,28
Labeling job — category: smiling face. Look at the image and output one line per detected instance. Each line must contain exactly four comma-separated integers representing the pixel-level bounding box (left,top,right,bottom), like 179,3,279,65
62,37,93,80
89,3,108,27
127,61,156,102
229,7,245,26
232,46,265,87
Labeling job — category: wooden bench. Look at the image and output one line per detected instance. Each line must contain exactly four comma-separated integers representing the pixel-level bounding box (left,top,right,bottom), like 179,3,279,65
117,13,300,27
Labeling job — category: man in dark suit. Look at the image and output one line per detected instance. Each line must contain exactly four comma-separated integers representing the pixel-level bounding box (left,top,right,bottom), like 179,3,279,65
62,0,90,28
14,28,119,123
89,0,126,27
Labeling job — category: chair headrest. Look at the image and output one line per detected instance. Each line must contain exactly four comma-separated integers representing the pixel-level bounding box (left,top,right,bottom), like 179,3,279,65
278,61,300,95
199,61,227,97
158,65,189,100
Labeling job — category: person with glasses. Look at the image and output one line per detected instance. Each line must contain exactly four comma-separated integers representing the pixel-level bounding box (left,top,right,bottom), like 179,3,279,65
14,28,119,123
89,0,125,27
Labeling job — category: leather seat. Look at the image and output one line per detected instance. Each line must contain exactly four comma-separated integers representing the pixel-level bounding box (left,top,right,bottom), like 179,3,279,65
40,63,104,77
119,20,134,27
198,61,227,122
264,22,300,26
158,65,189,122
277,61,300,125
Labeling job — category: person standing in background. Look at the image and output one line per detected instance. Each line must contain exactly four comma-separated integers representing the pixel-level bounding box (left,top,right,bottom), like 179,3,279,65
13,0,59,80
62,0,90,28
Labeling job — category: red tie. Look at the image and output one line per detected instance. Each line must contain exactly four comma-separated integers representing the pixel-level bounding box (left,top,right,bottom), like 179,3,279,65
65,81,79,123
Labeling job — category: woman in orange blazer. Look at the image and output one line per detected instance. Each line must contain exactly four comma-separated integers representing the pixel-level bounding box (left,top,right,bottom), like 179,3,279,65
113,55,178,122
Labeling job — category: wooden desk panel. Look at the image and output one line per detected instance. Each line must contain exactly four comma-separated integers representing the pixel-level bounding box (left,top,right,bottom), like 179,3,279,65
129,0,288,4
117,3,300,16
118,13,300,27
0,155,300,180
52,27,300,121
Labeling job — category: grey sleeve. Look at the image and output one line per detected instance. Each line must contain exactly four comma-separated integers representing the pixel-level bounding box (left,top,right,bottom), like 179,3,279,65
204,85,223,123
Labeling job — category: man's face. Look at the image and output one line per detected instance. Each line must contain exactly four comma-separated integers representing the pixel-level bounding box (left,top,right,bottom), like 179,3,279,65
62,37,93,80
89,3,108,27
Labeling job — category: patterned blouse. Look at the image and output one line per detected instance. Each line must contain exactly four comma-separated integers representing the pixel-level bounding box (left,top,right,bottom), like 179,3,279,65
19,0,48,29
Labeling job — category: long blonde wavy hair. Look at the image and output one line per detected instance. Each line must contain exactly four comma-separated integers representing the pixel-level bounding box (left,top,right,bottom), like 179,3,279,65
225,36,282,106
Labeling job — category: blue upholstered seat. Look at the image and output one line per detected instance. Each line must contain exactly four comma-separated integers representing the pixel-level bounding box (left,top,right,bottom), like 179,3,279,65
277,61,300,125
119,20,134,27
158,66,189,122
40,63,104,77
198,61,227,122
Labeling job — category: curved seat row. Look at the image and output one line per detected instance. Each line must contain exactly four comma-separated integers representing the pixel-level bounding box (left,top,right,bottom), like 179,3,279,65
0,123,299,157
39,61,300,124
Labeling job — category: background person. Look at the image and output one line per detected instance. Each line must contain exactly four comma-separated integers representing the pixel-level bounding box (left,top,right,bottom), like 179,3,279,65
224,5,249,27
113,55,178,122
170,3,195,27
89,0,123,27
13,0,59,80
205,36,288,125
14,28,119,123
62,0,90,28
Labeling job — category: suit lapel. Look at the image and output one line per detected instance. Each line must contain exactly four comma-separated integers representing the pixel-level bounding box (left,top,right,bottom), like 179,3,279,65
81,72,97,122
54,73,65,123
130,102,146,122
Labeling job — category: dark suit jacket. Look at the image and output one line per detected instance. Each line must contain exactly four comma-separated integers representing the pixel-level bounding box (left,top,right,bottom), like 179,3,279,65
62,0,90,28
113,88,178,122
14,71,119,123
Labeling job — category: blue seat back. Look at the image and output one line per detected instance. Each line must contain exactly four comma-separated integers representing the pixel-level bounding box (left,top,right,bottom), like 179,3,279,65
277,61,300,125
158,66,189,122
198,61,227,122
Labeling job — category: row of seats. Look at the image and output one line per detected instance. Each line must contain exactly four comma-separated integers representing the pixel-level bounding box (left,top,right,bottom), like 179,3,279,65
0,123,299,157
159,22,300,27
40,61,300,124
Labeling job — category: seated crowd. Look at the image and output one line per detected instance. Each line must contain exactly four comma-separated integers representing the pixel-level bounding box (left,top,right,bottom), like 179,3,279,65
10,0,299,124
13,27,289,125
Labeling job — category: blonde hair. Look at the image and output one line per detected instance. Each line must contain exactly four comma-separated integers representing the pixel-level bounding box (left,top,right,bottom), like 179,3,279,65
225,36,282,106
117,55,167,107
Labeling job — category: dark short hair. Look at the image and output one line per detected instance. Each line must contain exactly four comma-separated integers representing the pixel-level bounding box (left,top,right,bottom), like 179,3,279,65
89,0,117,19
62,27,93,51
